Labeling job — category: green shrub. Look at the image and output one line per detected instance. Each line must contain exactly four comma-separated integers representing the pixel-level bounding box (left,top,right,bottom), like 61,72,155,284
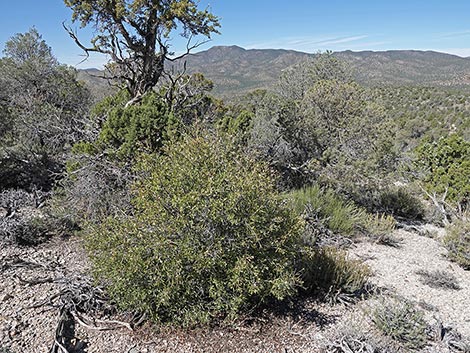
218,109,254,141
371,297,428,350
415,134,470,204
444,216,470,269
362,213,398,246
287,185,366,236
299,246,370,299
379,187,425,220
63,90,175,222
90,90,177,159
85,133,304,325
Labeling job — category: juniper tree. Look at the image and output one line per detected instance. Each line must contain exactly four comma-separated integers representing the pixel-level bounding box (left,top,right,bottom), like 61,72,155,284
0,28,91,190
64,0,220,105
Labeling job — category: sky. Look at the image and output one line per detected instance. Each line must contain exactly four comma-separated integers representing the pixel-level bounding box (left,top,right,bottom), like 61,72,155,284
2,1,470,68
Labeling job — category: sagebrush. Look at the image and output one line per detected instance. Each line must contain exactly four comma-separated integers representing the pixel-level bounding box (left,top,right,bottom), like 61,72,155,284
371,298,428,349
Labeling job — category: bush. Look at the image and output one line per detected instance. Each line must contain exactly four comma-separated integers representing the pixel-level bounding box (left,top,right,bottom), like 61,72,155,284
427,319,470,352
379,187,425,220
0,215,52,245
415,134,470,204
0,146,61,192
416,269,460,290
371,297,428,350
325,321,399,353
0,189,75,245
0,29,91,192
444,216,470,270
287,185,366,236
60,90,179,223
58,153,133,223
91,90,176,159
286,186,397,246
85,133,304,325
300,247,370,301
361,213,398,246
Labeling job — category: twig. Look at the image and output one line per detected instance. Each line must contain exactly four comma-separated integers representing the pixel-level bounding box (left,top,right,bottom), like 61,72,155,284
71,311,133,331
15,274,55,285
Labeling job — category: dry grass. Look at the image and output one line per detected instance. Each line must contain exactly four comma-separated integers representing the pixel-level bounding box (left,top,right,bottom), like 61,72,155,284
416,269,461,290
370,297,428,350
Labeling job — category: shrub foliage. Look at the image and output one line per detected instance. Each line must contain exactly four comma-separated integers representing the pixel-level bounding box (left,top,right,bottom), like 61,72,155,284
371,298,428,350
444,216,470,270
300,247,370,299
415,134,470,204
378,187,425,220
86,134,304,325
287,185,367,236
91,90,176,159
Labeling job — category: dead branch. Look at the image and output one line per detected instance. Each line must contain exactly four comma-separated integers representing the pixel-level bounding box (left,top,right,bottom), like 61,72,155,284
15,274,55,285
419,185,454,225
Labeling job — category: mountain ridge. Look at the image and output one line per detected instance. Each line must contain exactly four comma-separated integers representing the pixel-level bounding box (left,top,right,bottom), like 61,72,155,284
79,46,470,97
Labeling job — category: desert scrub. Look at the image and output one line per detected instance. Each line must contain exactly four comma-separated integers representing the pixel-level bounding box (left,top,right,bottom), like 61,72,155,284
444,216,470,269
371,297,428,350
415,134,470,204
379,187,425,221
325,320,399,353
91,89,176,159
286,186,397,245
287,185,366,236
362,213,398,246
0,189,55,245
85,133,304,326
300,246,370,300
416,269,460,290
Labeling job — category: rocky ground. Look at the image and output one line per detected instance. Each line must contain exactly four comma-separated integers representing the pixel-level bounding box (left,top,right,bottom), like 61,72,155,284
353,227,470,338
1,227,469,353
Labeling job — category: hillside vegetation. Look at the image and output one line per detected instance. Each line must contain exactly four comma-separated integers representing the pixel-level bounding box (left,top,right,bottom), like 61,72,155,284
1,14,470,353
79,46,470,98
182,46,470,97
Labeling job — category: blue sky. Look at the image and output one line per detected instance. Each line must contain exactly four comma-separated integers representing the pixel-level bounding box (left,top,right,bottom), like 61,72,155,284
2,1,470,68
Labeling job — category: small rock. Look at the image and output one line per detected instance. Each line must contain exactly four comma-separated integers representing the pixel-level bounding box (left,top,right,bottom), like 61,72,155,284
1,293,12,302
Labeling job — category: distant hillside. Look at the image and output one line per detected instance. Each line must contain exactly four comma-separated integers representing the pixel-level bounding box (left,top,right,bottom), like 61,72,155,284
337,50,470,88
182,46,311,96
78,46,470,98
77,68,116,101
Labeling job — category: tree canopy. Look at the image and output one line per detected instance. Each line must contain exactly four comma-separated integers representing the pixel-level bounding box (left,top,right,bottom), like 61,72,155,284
64,0,220,105
0,28,91,190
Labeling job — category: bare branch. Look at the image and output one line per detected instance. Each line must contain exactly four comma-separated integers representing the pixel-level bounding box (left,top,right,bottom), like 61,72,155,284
62,22,109,65
165,36,211,62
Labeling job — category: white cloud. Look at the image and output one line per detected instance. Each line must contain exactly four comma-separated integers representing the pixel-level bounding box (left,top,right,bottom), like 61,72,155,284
439,30,470,38
345,41,391,49
245,34,370,52
313,35,368,46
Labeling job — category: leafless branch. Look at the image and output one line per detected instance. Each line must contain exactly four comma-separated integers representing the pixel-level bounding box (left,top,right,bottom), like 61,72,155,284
165,35,211,62
62,22,108,65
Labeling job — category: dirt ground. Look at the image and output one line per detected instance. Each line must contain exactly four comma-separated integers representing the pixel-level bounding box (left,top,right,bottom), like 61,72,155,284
1,226,469,353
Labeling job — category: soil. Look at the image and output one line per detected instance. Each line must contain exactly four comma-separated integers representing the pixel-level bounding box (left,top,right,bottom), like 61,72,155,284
1,226,469,353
